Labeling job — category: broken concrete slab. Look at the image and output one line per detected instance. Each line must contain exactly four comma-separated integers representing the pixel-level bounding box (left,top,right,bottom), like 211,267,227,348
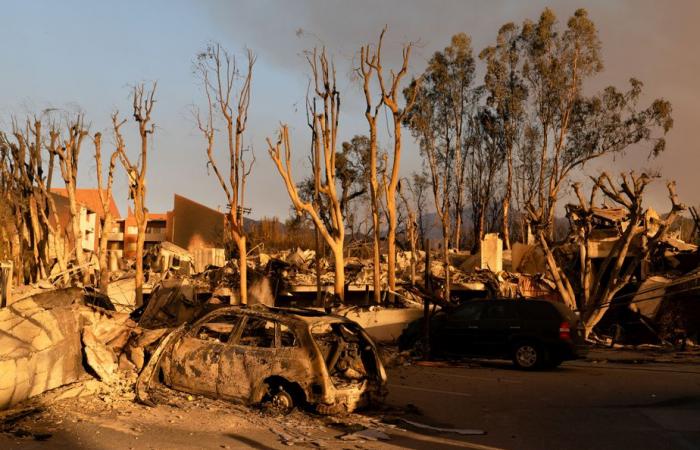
0,293,85,410
82,327,118,383
340,306,424,343
480,233,503,272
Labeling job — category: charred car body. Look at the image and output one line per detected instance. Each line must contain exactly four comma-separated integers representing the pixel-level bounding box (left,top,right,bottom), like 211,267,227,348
138,305,387,414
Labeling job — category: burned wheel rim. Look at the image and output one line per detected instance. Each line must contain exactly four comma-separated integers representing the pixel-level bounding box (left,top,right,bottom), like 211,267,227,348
515,345,538,368
271,389,293,413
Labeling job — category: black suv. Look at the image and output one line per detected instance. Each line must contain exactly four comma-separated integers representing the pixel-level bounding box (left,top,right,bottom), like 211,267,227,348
399,299,587,369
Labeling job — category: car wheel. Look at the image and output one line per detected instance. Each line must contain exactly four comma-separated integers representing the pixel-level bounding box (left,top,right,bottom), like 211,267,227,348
512,342,541,370
264,384,294,415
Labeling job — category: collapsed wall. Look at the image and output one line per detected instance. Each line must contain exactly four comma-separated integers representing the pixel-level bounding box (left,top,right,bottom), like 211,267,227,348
0,289,86,410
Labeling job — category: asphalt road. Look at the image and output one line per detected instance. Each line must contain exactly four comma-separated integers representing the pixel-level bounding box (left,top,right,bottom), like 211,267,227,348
385,359,700,450
2,358,699,449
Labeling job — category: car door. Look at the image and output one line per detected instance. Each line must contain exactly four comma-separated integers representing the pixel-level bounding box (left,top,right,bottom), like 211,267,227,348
168,312,241,396
475,302,520,357
437,302,484,356
217,315,279,401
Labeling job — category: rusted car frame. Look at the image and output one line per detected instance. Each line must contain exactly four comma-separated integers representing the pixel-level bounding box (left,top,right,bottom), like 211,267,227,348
137,305,387,414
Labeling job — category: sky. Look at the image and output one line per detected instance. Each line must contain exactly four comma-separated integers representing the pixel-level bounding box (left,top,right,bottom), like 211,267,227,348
1,0,699,219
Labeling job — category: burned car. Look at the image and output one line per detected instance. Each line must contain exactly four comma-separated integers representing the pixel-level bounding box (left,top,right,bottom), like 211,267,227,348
138,305,387,414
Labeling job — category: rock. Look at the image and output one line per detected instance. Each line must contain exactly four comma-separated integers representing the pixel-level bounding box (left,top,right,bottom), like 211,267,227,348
341,428,391,441
128,347,145,371
82,327,117,382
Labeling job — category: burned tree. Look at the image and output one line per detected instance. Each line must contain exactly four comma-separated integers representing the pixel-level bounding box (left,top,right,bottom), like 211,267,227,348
361,27,418,302
49,116,90,283
113,83,157,308
0,119,68,284
528,172,685,337
93,132,119,290
267,49,346,301
297,136,368,236
195,44,255,304
358,32,385,304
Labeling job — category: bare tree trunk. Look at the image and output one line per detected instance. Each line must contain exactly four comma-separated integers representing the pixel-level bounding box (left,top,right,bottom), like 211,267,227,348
135,220,146,304
97,214,113,289
235,231,247,304
314,225,322,305
453,208,462,252
477,207,486,247
386,192,398,302
363,27,418,304
195,44,254,305
361,35,387,304
370,206,381,302
442,226,451,302
268,49,345,301
114,83,156,308
502,150,513,250
50,117,89,283
332,244,345,302
94,132,118,290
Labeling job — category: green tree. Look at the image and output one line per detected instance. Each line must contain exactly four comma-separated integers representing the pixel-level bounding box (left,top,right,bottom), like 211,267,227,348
479,22,528,250
520,8,672,236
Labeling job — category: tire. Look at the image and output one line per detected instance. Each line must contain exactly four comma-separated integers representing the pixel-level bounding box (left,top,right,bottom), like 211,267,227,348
263,384,295,415
512,341,542,370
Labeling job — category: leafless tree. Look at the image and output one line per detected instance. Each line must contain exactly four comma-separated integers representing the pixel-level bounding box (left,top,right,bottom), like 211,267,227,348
268,48,346,301
93,131,119,290
528,172,685,337
362,27,418,303
113,82,157,308
1,119,68,284
195,43,255,304
49,115,90,283
399,179,418,285
359,32,384,304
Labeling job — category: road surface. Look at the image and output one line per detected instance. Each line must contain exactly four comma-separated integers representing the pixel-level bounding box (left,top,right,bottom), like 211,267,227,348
386,359,700,449
1,358,699,449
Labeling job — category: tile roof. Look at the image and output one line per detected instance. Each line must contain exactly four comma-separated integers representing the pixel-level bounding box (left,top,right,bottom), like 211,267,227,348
50,188,121,219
